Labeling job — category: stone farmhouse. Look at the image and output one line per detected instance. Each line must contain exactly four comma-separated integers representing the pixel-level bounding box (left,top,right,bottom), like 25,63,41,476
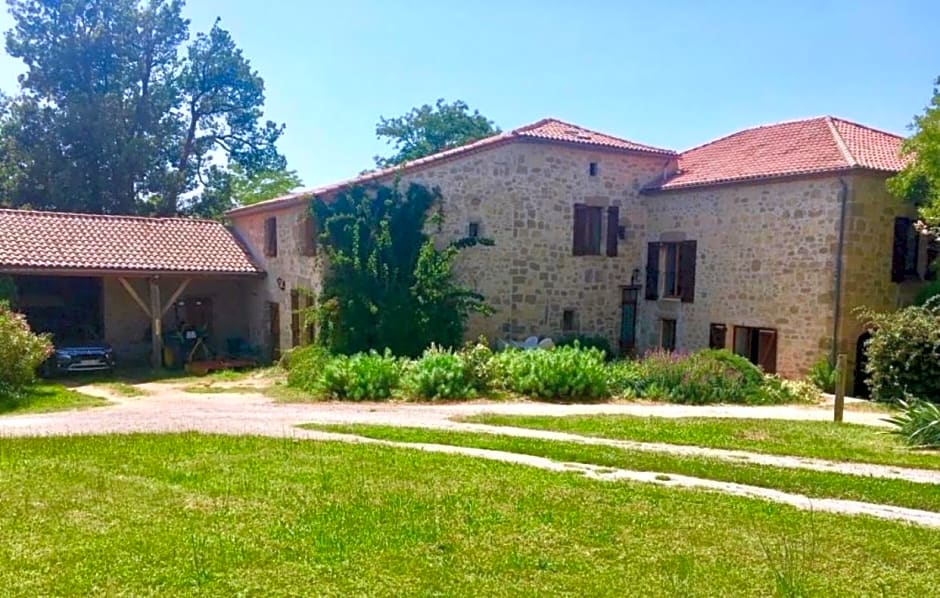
0,116,927,394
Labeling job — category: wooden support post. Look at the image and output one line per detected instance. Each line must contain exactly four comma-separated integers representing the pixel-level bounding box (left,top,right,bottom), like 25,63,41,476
834,353,847,423
149,277,162,369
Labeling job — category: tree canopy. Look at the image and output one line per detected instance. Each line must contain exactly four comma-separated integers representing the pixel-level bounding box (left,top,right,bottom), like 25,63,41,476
373,99,499,168
889,76,940,236
0,0,289,216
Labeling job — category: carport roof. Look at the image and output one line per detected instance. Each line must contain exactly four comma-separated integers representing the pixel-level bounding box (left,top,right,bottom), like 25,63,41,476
0,209,262,276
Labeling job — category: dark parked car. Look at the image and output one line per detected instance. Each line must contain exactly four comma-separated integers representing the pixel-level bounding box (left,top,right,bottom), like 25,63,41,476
41,335,115,377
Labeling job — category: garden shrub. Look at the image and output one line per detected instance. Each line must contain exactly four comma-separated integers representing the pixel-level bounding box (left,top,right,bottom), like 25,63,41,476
858,300,940,403
284,345,333,392
614,349,798,405
753,376,821,405
406,346,477,400
554,334,612,358
456,338,495,392
319,350,403,401
606,360,644,398
914,280,940,306
0,302,52,398
806,356,836,394
491,345,609,401
886,399,940,448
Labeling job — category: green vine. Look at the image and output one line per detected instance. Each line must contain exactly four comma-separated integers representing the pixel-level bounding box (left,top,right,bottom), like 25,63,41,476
310,181,493,356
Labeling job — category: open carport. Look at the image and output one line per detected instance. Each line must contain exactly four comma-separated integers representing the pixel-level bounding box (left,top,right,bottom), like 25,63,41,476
0,208,265,368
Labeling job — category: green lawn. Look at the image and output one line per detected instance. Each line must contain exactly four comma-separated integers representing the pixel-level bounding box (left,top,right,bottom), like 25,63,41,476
0,434,938,596
305,424,940,512
459,414,940,470
0,383,108,415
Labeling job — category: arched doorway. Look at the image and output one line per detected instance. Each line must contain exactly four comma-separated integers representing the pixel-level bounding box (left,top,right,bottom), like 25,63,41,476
853,332,872,398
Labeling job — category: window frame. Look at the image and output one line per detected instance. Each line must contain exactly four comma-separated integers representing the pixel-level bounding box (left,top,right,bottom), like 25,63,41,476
467,221,481,239
661,242,681,298
709,323,727,350
562,309,577,333
732,325,778,374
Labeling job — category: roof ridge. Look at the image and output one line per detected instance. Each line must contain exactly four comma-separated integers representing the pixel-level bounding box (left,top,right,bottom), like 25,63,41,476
517,117,675,154
677,115,832,155
0,207,222,225
825,116,858,167
828,115,907,141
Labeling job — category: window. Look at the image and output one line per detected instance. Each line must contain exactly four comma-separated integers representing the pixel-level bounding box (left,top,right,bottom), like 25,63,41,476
562,309,577,332
588,162,598,176
660,319,677,351
733,326,778,374
645,241,697,302
290,289,301,347
300,214,316,256
264,217,278,257
468,221,480,239
892,217,919,281
572,204,603,255
709,323,727,350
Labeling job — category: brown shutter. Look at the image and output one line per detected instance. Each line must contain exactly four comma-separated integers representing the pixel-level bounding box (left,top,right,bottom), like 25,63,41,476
290,289,300,347
678,240,697,303
709,324,727,349
301,214,316,256
645,242,660,300
573,204,586,255
757,329,777,374
606,206,619,257
265,217,278,257
891,217,909,283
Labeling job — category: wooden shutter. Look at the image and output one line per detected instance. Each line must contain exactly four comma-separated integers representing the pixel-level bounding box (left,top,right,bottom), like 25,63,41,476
265,217,278,257
645,242,660,300
301,214,316,256
290,289,301,347
606,206,619,257
891,217,909,282
709,324,726,350
678,240,697,303
757,329,777,374
572,204,586,255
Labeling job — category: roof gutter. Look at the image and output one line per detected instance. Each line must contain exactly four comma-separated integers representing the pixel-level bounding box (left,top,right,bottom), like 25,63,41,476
831,176,849,365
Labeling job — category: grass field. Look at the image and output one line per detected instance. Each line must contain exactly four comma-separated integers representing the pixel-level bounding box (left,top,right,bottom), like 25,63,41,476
0,383,108,415
305,424,940,512
459,414,940,470
0,434,938,596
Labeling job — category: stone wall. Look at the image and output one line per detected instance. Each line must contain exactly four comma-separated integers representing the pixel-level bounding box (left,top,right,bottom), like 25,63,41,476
837,172,924,390
229,140,674,356
640,177,845,378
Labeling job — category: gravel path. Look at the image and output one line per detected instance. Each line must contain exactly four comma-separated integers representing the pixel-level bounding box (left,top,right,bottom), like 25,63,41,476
2,381,937,528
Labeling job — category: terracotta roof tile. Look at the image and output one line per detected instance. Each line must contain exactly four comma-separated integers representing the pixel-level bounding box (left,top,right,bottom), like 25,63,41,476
228,118,674,216
654,116,906,191
0,209,262,274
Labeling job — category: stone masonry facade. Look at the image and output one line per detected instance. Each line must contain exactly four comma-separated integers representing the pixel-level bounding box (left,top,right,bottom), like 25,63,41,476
228,124,922,385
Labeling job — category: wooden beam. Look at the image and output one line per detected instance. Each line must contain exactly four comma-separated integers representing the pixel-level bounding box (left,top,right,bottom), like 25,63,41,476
161,278,192,317
118,277,151,318
149,277,162,369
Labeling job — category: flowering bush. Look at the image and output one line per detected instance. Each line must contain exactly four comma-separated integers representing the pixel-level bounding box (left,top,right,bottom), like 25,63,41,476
0,302,53,397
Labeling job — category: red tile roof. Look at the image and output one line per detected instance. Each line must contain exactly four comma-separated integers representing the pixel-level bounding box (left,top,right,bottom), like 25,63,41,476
0,209,262,275
228,118,674,217
654,116,906,191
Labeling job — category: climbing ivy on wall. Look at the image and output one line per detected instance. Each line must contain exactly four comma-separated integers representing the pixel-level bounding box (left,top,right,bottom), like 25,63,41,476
311,181,492,356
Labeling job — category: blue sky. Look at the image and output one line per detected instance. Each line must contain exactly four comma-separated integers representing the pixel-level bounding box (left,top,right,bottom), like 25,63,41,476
0,1,937,189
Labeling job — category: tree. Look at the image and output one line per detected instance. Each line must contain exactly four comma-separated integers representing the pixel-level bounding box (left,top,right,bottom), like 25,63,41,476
0,0,287,215
185,164,302,219
889,76,940,236
312,181,492,356
373,99,499,168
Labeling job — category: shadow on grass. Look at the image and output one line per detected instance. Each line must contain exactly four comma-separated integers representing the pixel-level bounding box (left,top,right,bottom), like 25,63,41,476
0,383,109,415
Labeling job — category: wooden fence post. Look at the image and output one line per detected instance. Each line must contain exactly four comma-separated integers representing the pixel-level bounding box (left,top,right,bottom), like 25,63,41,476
834,353,847,423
